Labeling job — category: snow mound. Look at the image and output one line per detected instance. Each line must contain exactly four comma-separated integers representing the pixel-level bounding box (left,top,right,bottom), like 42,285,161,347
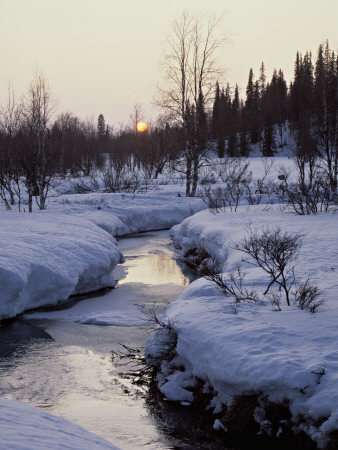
76,310,147,326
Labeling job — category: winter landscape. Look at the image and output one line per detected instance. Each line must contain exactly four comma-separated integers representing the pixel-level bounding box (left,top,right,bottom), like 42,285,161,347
0,1,337,449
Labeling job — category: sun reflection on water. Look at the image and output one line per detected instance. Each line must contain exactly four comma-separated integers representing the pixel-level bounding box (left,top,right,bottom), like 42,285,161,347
118,252,190,286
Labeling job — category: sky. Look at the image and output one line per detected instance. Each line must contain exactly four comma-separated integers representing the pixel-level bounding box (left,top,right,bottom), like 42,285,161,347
0,0,337,129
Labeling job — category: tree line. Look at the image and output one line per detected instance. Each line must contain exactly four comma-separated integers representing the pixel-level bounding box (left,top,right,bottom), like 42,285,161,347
0,14,336,207
0,74,184,211
211,40,337,160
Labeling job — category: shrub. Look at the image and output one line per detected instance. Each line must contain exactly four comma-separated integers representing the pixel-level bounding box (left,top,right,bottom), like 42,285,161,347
293,277,323,313
231,225,303,307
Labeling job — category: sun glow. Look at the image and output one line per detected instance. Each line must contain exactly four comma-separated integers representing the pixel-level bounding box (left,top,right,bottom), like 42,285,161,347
137,121,148,132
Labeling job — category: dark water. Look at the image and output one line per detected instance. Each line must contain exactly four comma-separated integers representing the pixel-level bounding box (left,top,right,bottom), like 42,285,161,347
0,230,231,449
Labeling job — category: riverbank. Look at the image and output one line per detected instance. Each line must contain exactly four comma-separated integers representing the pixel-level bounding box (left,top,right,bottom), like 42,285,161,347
145,205,338,449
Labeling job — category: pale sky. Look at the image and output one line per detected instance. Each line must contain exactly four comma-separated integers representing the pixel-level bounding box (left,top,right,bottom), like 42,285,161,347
0,0,337,128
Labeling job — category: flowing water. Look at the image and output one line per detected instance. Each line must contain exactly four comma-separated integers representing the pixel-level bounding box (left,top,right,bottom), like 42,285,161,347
0,230,227,449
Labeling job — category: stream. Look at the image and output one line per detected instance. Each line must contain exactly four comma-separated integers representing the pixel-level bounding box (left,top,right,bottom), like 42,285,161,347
0,230,228,449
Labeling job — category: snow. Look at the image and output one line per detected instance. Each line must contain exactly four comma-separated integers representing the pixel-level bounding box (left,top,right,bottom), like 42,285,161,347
213,419,228,432
146,205,338,447
0,213,123,319
160,381,194,403
0,397,119,449
76,310,146,326
1,155,338,447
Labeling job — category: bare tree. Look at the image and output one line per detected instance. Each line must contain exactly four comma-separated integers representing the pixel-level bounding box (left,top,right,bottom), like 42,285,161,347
77,117,104,176
130,102,144,135
0,83,24,209
155,12,228,196
22,71,57,211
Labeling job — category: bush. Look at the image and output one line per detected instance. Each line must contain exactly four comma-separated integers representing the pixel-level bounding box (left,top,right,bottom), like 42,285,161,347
199,258,260,305
277,159,338,215
293,277,323,313
231,225,303,307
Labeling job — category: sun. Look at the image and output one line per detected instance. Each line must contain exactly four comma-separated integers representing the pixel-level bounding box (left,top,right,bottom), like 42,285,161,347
137,121,148,132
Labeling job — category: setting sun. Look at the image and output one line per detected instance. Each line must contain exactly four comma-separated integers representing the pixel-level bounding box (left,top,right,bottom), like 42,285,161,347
136,121,148,132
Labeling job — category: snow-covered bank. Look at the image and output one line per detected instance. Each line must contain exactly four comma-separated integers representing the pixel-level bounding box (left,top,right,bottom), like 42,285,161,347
145,206,338,448
0,213,123,319
0,193,204,319
48,192,204,236
0,397,119,449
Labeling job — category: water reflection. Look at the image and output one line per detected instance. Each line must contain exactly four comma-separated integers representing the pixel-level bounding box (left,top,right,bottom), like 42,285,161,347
0,337,172,449
0,321,53,357
119,252,189,286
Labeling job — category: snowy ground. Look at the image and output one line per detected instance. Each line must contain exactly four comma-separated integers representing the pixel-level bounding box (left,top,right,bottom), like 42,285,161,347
145,205,338,448
1,155,336,448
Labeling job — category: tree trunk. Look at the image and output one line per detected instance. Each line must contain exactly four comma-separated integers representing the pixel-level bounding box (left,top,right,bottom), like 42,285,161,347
185,156,192,197
28,189,33,213
191,154,199,197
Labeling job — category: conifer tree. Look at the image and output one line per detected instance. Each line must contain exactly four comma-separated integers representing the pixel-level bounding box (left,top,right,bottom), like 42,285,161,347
313,41,338,189
222,83,233,139
211,82,225,157
290,51,314,159
245,69,260,144
259,61,266,98
245,68,255,110
232,84,240,113
239,130,250,157
262,116,276,157
227,132,238,157
97,114,106,137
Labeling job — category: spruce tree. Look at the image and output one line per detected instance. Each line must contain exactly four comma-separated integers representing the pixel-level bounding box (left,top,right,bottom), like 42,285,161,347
262,117,276,157
245,68,255,112
245,69,260,145
211,82,221,139
259,61,266,98
211,82,225,157
97,114,106,137
232,84,240,112
223,83,233,139
227,132,238,157
239,130,250,157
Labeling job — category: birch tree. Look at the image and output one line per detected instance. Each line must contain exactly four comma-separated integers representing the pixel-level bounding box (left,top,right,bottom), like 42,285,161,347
0,83,24,208
22,71,57,211
155,12,228,196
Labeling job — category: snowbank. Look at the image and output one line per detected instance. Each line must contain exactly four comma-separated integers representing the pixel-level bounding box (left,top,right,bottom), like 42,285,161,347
0,397,119,449
146,206,338,447
0,213,123,319
48,192,205,236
